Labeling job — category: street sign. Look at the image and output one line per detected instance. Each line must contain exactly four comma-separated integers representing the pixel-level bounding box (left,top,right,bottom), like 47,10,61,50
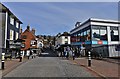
9,40,23,49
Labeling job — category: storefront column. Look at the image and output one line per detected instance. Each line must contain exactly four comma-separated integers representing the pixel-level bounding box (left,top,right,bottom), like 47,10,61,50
107,26,111,44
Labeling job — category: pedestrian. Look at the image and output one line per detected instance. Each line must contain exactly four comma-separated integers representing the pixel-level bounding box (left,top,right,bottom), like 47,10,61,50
66,47,69,60
26,50,30,59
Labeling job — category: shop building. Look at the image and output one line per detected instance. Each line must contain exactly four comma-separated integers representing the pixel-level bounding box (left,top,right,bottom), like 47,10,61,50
0,3,22,57
70,18,120,57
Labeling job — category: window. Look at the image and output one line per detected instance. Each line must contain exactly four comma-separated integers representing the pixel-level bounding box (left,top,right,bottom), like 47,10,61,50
84,31,87,41
86,29,91,40
71,34,76,42
31,40,36,45
10,17,14,25
92,26,107,41
65,41,68,44
16,22,19,28
92,29,100,41
110,27,119,41
78,32,81,42
10,30,14,40
65,36,68,39
100,29,107,40
16,32,18,40
81,32,84,42
22,35,27,39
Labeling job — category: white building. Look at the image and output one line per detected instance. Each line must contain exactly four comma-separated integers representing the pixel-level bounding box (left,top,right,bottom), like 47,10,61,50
70,18,120,57
55,32,71,49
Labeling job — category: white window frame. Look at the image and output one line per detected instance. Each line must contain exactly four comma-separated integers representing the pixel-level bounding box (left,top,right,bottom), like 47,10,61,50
16,21,19,28
10,16,14,25
31,40,36,45
10,29,14,40
16,32,18,40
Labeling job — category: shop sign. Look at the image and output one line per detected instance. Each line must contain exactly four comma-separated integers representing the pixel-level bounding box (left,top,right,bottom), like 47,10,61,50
98,41,103,44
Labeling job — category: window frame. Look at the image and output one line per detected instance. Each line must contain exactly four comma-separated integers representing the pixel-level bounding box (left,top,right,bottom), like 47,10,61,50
10,16,14,25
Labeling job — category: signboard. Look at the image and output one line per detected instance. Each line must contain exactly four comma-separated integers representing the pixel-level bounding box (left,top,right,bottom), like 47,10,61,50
9,40,24,49
92,41,107,45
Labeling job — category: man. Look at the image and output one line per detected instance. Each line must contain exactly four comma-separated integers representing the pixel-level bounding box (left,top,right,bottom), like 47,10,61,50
26,50,30,59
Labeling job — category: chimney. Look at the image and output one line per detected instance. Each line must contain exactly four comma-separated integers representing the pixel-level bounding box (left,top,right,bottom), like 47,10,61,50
31,28,35,35
27,24,30,30
75,22,81,28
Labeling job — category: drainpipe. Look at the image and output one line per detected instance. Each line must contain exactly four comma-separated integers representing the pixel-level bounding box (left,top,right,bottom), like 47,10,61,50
4,11,8,48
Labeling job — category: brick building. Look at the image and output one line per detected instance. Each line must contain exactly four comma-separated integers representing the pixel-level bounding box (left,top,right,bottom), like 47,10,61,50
20,25,37,56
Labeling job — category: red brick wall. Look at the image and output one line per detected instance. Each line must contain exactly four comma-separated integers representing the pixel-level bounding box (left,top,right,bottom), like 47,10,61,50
20,30,37,51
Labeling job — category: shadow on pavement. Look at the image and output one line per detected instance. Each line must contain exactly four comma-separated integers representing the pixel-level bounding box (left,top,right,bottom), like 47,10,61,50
39,48,58,57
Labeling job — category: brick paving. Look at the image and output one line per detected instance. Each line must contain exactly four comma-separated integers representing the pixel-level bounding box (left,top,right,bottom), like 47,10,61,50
71,57,119,78
2,57,28,77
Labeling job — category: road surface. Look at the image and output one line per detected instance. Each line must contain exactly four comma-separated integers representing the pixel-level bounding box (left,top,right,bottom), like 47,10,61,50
3,48,94,78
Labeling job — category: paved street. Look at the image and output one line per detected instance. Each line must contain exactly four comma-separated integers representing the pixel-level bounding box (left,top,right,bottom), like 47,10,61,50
3,49,93,77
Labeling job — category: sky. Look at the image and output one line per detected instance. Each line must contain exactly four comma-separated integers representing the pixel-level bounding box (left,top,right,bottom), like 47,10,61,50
2,2,118,36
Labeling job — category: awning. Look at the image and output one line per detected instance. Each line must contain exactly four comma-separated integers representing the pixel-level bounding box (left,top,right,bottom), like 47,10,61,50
14,39,25,43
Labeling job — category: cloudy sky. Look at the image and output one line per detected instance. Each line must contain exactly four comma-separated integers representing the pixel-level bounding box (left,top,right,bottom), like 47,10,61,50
2,2,118,35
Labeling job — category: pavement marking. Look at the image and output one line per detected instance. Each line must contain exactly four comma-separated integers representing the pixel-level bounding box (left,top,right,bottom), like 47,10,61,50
41,53,49,55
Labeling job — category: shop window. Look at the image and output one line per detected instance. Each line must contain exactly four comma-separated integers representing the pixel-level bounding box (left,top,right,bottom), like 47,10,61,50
100,29,107,40
81,32,84,42
71,34,76,42
92,29,100,41
86,30,91,40
84,31,87,41
110,27,119,41
78,32,81,42
75,34,77,42
92,26,107,41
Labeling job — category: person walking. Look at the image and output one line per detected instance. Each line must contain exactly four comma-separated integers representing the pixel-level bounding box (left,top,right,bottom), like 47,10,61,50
26,50,30,59
66,46,70,60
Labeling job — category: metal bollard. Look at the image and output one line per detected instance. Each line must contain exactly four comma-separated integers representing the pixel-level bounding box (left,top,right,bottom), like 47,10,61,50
19,57,22,62
2,53,5,70
88,51,91,67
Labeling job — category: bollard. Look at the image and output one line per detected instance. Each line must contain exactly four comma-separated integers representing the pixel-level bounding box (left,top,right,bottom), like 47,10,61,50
19,57,22,62
1,53,5,70
88,51,91,67
28,56,29,59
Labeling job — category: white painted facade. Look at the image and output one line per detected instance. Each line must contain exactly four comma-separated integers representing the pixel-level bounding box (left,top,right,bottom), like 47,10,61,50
70,18,120,57
55,35,71,47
